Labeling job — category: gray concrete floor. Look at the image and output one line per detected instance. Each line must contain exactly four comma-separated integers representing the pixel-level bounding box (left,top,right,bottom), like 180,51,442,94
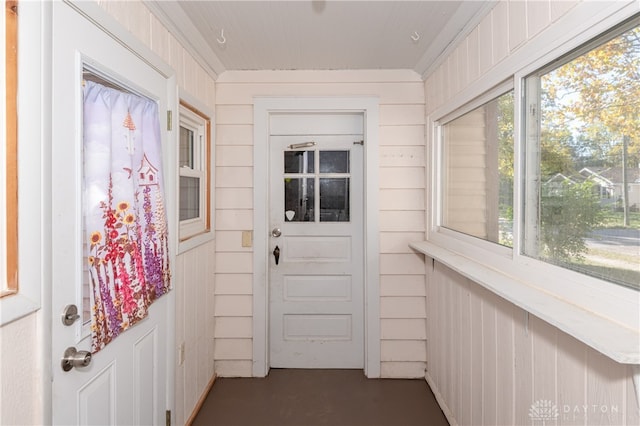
191,369,449,426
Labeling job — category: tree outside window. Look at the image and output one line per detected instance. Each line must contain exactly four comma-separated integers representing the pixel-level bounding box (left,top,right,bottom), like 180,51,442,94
525,19,640,290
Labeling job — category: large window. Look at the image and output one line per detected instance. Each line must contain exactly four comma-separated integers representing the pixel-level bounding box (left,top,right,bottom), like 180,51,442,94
524,18,639,290
178,101,211,241
441,90,514,247
1,0,18,297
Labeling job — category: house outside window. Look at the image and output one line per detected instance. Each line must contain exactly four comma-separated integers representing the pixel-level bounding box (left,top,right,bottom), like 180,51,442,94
178,101,211,241
524,17,639,290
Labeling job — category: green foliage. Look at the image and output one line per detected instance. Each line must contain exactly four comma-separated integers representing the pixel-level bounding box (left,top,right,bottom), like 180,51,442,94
540,181,604,262
541,25,640,169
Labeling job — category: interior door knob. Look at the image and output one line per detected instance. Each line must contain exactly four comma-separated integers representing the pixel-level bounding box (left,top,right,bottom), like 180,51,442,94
271,228,282,237
61,347,92,372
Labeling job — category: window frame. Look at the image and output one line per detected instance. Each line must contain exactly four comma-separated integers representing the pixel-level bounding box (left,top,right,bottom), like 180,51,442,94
424,1,640,364
177,97,214,251
1,0,43,325
436,80,515,251
1,0,18,298
521,18,639,291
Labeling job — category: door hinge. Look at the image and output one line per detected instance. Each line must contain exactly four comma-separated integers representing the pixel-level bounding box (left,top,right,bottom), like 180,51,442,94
166,409,171,426
353,140,364,145
167,110,172,131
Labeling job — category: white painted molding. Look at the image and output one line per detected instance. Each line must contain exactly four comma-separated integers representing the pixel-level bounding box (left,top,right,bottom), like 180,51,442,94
0,0,46,326
253,96,381,378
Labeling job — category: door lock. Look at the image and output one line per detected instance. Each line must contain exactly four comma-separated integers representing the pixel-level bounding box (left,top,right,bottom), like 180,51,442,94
61,304,80,326
61,347,92,372
271,227,282,237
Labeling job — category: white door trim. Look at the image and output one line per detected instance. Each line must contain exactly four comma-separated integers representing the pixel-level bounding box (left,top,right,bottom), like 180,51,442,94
253,97,380,378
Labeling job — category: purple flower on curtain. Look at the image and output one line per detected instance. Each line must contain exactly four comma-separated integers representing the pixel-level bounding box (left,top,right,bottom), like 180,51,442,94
83,81,171,353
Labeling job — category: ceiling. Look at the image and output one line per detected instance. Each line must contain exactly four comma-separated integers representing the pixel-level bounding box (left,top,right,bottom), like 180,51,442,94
145,1,493,79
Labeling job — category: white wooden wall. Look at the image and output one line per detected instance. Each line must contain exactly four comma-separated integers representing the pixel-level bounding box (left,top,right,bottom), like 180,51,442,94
424,1,640,425
97,2,217,424
427,260,639,426
215,70,427,378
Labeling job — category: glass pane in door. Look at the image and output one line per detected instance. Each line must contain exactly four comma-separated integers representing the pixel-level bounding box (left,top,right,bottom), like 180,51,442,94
285,178,315,222
319,151,349,173
320,178,350,222
285,151,314,173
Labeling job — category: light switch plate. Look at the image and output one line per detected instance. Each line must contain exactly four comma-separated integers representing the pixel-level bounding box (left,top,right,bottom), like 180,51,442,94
241,230,253,248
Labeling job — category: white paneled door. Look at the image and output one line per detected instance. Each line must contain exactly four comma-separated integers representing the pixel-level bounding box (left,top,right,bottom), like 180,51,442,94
51,3,174,424
269,133,364,368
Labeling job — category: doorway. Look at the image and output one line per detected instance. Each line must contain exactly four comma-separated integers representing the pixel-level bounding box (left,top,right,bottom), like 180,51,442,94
253,97,381,377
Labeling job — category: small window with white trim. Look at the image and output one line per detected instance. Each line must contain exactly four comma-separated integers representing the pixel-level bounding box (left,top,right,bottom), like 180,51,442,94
178,101,211,240
440,88,514,247
523,17,639,290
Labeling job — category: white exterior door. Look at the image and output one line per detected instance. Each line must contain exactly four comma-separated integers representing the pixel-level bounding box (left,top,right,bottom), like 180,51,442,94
269,130,364,368
51,3,174,424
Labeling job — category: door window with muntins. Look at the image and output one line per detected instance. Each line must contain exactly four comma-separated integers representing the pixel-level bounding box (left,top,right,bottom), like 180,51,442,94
284,149,351,222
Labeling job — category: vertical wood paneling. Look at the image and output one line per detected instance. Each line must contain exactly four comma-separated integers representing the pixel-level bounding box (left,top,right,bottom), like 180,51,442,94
512,306,534,426
425,261,638,426
625,365,640,426
149,15,170,64
469,280,484,423
551,1,578,22
467,28,481,83
450,269,462,421
458,278,472,426
531,316,558,416
526,0,551,38
508,0,527,52
557,333,587,426
492,1,509,64
495,297,515,426
482,292,498,426
478,13,494,75
586,348,626,426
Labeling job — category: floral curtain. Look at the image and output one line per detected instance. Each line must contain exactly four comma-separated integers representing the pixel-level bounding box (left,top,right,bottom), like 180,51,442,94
83,80,171,353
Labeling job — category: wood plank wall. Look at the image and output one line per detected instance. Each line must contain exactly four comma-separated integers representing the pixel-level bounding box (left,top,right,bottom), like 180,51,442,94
427,260,639,426
424,1,639,424
97,2,217,425
214,70,427,378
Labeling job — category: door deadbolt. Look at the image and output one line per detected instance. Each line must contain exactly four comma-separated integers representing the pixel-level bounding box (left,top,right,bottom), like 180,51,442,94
61,347,92,372
61,304,80,326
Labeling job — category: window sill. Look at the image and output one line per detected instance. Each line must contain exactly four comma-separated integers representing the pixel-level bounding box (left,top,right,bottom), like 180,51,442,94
177,230,214,254
1,292,41,326
410,240,640,365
